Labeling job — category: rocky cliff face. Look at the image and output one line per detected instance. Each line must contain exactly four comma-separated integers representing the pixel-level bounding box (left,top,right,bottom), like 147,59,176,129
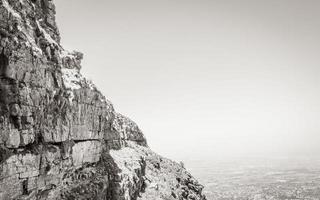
0,0,206,199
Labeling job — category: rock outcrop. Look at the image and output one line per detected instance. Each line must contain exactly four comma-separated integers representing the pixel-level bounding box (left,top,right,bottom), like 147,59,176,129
0,0,206,199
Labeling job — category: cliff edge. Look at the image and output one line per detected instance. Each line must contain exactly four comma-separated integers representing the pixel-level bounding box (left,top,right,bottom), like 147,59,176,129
0,0,206,199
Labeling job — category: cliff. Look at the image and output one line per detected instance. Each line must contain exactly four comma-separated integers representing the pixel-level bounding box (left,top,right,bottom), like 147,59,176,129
0,0,206,199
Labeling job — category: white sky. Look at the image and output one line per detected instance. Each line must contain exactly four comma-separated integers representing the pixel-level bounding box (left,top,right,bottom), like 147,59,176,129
54,0,320,161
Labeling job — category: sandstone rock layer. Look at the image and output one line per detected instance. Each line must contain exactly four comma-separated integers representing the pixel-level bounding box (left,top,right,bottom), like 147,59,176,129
0,0,206,199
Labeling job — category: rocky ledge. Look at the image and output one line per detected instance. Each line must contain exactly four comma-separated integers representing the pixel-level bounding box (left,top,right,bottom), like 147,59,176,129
0,0,207,199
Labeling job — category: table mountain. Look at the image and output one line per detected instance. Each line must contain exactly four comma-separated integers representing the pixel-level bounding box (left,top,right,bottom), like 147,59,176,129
0,0,206,199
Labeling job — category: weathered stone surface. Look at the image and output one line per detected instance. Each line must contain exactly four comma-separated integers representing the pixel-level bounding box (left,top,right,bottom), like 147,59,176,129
72,141,102,166
5,128,20,148
109,142,206,200
1,153,40,179
0,0,206,199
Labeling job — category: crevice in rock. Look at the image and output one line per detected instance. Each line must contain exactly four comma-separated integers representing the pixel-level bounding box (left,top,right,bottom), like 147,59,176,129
22,179,28,195
73,139,101,143
0,50,9,77
0,145,12,164
10,115,21,129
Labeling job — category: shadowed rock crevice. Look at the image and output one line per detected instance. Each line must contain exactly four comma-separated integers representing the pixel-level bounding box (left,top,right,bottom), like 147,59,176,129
0,51,9,77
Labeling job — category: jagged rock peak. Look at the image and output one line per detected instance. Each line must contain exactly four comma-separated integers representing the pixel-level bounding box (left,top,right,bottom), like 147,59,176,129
0,0,206,199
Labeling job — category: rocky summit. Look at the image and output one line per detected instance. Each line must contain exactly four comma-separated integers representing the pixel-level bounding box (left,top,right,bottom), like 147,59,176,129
0,0,206,199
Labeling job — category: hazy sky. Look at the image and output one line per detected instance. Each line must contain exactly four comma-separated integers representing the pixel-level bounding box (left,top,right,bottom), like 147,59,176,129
54,0,320,161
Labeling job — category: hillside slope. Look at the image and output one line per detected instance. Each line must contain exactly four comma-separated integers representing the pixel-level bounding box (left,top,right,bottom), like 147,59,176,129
0,0,206,199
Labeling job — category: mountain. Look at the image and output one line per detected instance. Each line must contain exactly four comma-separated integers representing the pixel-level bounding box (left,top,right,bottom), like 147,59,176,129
0,0,206,199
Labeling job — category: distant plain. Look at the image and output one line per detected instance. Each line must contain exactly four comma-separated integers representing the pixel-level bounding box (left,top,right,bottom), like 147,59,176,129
187,157,320,200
